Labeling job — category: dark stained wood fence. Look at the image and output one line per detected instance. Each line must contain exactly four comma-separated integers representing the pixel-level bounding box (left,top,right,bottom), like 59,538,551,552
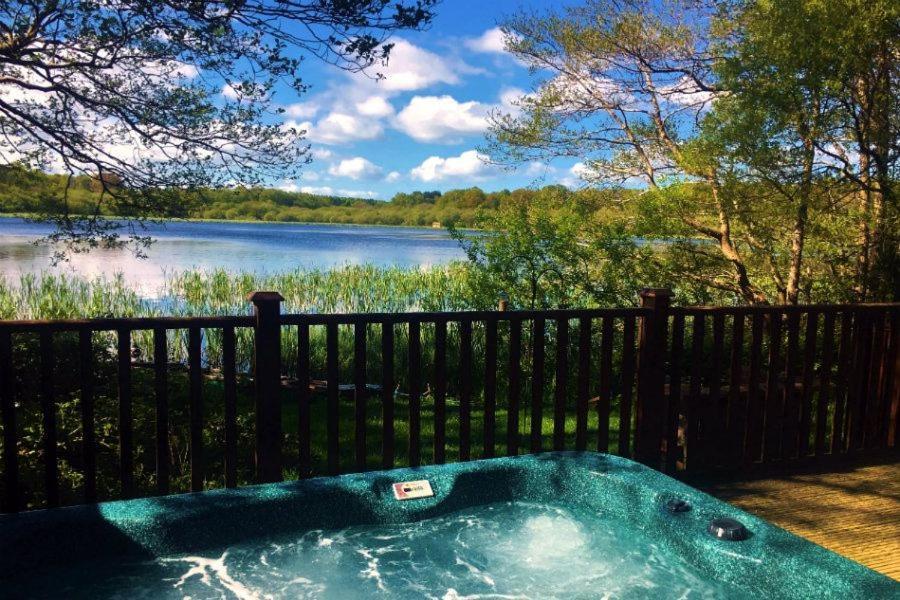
0,292,898,512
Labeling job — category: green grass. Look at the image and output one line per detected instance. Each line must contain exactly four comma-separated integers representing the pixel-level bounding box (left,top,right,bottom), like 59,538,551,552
276,387,626,477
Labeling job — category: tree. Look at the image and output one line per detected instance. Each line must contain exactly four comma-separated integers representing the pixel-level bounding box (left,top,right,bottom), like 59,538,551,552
487,0,898,304
486,0,770,304
700,1,840,304
794,0,899,301
0,0,436,253
703,0,898,302
449,187,648,309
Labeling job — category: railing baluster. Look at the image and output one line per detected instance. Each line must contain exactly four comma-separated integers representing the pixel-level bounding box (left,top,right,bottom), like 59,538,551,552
597,316,613,453
727,312,745,467
507,317,522,456
326,322,340,475
459,319,473,461
354,322,367,471
39,331,58,508
666,314,684,472
832,311,853,453
117,328,134,498
222,326,237,488
483,318,497,458
434,319,447,464
744,312,765,463
408,321,422,467
553,318,569,451
866,310,887,448
529,317,545,454
888,308,900,448
686,315,705,471
815,311,836,456
0,331,17,512
153,328,170,495
618,316,636,458
79,329,96,503
798,310,818,457
381,320,394,469
763,314,783,462
847,310,872,452
575,317,591,451
189,326,204,492
707,312,725,467
297,323,311,477
781,310,801,459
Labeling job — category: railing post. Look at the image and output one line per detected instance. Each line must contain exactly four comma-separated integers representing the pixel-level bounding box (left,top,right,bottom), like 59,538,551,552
635,288,672,468
249,291,284,483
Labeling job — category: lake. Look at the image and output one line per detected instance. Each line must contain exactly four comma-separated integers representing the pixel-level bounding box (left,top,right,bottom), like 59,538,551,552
0,217,466,294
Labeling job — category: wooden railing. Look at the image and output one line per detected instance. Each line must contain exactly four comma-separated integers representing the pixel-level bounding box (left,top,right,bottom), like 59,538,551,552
0,291,897,512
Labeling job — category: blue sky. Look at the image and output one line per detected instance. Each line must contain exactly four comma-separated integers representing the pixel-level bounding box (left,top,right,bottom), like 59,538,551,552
259,0,579,200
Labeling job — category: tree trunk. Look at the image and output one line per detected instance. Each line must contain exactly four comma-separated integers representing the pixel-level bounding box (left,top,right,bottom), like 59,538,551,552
709,174,768,305
786,138,814,305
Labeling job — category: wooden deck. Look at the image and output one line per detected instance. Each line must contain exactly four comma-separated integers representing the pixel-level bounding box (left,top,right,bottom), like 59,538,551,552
698,457,900,581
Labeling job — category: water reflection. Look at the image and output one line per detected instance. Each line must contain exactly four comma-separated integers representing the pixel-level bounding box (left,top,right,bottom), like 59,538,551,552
0,217,466,295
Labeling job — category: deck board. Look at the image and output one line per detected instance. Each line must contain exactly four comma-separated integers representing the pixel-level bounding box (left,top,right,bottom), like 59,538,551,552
698,459,900,581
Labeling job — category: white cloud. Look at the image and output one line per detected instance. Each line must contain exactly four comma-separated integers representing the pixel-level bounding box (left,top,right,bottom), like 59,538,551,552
570,162,593,179
359,39,461,92
300,185,377,199
525,161,556,177
465,27,509,54
395,95,490,142
658,76,718,107
338,189,379,199
328,157,383,180
284,101,320,119
385,171,401,183
281,119,310,133
355,96,394,117
305,112,383,144
498,87,531,117
544,73,635,111
310,148,333,160
220,81,266,101
277,39,477,149
300,185,335,195
221,83,239,99
561,162,596,188
410,150,497,183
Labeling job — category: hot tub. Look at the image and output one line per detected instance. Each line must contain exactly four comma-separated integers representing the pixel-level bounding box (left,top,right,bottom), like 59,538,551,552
1,452,896,598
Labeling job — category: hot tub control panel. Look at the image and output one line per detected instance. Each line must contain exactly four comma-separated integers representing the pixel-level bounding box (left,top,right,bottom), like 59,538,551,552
392,480,434,500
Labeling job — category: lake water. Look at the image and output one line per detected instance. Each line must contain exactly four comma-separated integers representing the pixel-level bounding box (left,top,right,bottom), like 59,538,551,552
0,217,466,293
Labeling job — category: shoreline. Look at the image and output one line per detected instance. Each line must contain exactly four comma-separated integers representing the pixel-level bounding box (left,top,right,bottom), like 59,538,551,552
0,212,483,233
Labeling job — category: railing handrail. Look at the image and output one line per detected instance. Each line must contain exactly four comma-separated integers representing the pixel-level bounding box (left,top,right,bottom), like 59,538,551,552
0,315,255,332
672,302,900,314
2,302,898,331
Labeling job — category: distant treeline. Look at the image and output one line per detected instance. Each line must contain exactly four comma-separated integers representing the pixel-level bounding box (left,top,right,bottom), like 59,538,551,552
0,166,629,227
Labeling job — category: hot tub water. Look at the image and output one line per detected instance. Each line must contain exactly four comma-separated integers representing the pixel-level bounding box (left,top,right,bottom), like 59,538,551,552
22,501,745,599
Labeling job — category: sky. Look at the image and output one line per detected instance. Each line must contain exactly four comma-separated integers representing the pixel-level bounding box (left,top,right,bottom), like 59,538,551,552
264,0,580,200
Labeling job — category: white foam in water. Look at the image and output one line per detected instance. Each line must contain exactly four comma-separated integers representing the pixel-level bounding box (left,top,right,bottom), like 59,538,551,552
159,552,262,600
520,513,587,567
19,501,751,599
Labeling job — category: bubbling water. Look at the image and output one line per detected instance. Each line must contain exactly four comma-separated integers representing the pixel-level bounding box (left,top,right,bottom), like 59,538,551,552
18,501,749,599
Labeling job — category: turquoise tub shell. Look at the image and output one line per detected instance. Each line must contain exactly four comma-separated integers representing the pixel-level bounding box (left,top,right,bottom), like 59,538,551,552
1,452,897,598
